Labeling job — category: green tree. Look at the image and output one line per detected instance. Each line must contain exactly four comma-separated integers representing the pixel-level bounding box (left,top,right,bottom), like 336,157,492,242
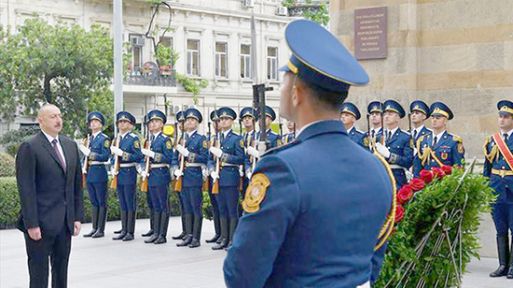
282,0,330,26
0,18,114,136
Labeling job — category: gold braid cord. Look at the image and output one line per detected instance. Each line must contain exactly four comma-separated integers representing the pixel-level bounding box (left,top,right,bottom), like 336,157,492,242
483,136,498,163
373,152,397,251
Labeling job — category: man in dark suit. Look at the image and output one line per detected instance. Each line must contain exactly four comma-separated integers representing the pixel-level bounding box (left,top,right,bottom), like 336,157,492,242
16,104,84,288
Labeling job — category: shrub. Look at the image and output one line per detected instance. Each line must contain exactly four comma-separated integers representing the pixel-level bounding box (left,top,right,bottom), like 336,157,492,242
0,153,15,177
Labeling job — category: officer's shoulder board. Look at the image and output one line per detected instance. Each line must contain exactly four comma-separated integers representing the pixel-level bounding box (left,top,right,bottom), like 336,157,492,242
355,128,365,134
262,138,301,157
400,129,411,135
450,134,463,143
101,132,108,138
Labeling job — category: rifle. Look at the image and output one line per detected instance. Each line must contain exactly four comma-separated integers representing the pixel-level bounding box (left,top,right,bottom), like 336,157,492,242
81,134,90,188
278,111,283,145
140,127,151,192
366,114,373,151
407,112,412,134
253,84,273,155
212,105,220,194
109,135,121,189
174,106,186,192
203,108,212,192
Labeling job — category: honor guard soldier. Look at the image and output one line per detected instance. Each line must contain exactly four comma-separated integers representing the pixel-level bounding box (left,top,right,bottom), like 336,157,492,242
140,114,155,238
139,110,174,244
413,102,465,176
368,101,383,139
209,107,244,250
410,100,432,143
78,112,110,238
340,102,366,148
174,108,208,248
110,111,144,241
246,106,281,160
259,106,281,149
172,111,188,241
240,107,258,203
374,100,414,189
282,120,296,144
224,19,394,287
484,100,513,279
206,109,222,244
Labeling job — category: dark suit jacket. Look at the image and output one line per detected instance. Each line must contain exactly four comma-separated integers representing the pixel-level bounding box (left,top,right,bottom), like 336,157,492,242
16,131,84,236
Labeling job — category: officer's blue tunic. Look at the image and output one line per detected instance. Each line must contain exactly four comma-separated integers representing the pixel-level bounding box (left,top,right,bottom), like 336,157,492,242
180,131,208,216
413,131,465,177
347,126,366,148
147,132,174,213
224,120,392,287
85,132,110,207
256,129,281,149
282,132,295,144
483,133,513,236
376,129,414,189
412,126,431,143
211,130,244,218
113,132,144,211
242,130,257,196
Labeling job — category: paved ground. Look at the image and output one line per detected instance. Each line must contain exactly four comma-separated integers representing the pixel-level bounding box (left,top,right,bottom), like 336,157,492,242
0,217,510,288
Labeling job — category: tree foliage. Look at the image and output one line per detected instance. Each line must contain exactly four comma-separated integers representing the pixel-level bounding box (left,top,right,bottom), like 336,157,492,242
0,18,114,136
282,0,330,26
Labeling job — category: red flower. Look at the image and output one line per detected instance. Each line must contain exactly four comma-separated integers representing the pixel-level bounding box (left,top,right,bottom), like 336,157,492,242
441,165,453,175
419,170,434,184
395,205,405,223
397,185,414,205
409,178,425,192
432,167,445,179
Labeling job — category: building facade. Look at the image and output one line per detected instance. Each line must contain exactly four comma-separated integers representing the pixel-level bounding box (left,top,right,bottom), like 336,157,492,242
0,0,292,134
330,0,513,160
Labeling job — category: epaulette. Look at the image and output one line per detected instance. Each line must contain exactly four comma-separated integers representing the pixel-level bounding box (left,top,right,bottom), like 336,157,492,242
129,132,137,138
355,128,365,134
231,131,240,136
101,132,108,138
400,129,411,135
450,133,462,143
262,139,300,157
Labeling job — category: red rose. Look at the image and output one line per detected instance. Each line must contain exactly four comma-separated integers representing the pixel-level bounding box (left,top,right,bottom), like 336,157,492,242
395,205,405,223
419,170,434,184
397,185,414,205
432,167,445,179
409,178,425,192
441,165,453,175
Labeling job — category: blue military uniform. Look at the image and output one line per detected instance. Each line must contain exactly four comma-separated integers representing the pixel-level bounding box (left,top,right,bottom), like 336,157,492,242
413,102,465,177
364,101,384,151
340,102,367,148
171,111,188,241
256,106,281,149
205,109,222,244
142,110,174,244
483,100,513,278
240,107,258,214
83,112,110,238
210,107,245,250
111,111,144,241
224,19,394,287
175,108,208,248
282,132,295,144
410,100,432,143
376,100,414,189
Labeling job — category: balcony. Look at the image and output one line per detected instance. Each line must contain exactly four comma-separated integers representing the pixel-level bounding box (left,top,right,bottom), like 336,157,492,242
123,61,177,94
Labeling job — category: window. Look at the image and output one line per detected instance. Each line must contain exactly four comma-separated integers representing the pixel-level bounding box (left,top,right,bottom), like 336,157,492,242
187,39,200,76
240,44,251,79
267,47,278,81
215,42,228,78
129,34,144,74
160,36,174,65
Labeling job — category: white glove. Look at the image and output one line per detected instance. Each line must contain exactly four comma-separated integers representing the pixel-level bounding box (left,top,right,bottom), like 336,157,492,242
78,144,91,157
211,171,219,181
141,148,155,159
202,166,209,180
246,171,252,179
82,166,87,174
247,146,260,159
375,142,391,158
239,166,244,177
140,171,148,179
176,144,190,157
209,147,223,158
110,167,118,176
110,146,123,157
413,147,418,155
174,169,183,178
